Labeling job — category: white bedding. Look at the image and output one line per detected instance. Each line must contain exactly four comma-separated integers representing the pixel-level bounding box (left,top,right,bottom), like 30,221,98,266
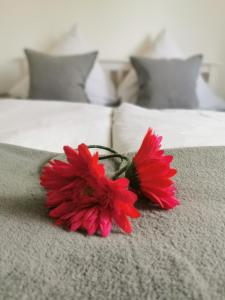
1,100,225,154
113,103,225,153
0,99,112,152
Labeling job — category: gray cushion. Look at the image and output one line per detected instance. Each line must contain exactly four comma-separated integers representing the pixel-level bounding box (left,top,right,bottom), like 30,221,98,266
131,55,203,109
25,49,97,102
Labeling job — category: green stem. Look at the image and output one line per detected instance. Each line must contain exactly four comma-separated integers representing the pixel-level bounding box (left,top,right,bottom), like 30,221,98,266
88,145,118,154
99,153,130,179
99,153,129,161
87,145,130,179
112,162,131,180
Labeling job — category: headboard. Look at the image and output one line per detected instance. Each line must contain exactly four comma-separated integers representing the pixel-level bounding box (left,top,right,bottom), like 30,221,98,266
100,59,216,88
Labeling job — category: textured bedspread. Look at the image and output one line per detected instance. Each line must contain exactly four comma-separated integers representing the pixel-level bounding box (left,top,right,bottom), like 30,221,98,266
0,143,225,300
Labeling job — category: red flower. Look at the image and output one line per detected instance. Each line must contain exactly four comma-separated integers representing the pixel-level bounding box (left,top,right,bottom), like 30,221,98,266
126,129,179,210
40,144,140,237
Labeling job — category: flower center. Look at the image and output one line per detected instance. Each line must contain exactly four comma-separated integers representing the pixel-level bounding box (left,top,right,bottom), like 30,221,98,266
83,186,94,196
125,162,140,190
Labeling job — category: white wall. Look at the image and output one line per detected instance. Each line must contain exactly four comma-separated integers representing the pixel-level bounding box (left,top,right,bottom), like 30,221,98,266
0,0,225,96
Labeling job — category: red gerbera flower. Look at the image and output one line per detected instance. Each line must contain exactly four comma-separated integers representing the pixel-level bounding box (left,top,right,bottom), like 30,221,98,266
40,144,140,237
125,129,179,210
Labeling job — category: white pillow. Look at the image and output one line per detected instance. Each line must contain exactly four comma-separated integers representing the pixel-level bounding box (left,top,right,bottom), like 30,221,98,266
118,30,225,110
9,25,117,106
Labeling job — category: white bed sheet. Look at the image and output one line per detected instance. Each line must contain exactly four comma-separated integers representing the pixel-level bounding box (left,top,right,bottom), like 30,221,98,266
0,99,112,152
1,100,225,155
113,103,225,153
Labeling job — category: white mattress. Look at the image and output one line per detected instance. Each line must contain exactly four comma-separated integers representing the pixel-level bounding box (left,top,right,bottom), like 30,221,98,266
0,99,112,152
113,103,225,153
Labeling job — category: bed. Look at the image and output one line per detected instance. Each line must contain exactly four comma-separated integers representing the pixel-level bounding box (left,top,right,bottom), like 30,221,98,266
1,143,225,300
1,47,225,300
1,97,225,300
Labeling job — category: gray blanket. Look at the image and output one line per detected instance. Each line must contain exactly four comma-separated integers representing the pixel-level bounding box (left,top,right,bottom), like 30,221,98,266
0,143,225,300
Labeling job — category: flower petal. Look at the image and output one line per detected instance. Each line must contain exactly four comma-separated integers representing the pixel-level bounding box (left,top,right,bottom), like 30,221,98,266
127,128,179,210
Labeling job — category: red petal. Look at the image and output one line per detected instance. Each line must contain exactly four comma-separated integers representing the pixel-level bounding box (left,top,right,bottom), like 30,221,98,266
114,214,132,234
99,211,112,237
49,202,73,218
63,146,79,165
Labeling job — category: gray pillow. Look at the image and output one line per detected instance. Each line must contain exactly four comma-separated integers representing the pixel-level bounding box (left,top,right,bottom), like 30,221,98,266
25,49,97,102
131,55,203,109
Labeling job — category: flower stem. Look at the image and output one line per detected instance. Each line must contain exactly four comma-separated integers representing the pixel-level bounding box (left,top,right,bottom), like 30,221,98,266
99,153,129,161
87,145,130,179
88,145,118,154
112,162,131,180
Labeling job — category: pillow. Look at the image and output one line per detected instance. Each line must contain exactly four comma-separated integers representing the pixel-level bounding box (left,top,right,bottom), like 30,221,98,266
131,55,202,109
119,30,225,110
25,49,97,102
9,25,117,105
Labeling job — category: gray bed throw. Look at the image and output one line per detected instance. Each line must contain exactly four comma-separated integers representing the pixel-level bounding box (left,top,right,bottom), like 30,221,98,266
0,143,225,300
